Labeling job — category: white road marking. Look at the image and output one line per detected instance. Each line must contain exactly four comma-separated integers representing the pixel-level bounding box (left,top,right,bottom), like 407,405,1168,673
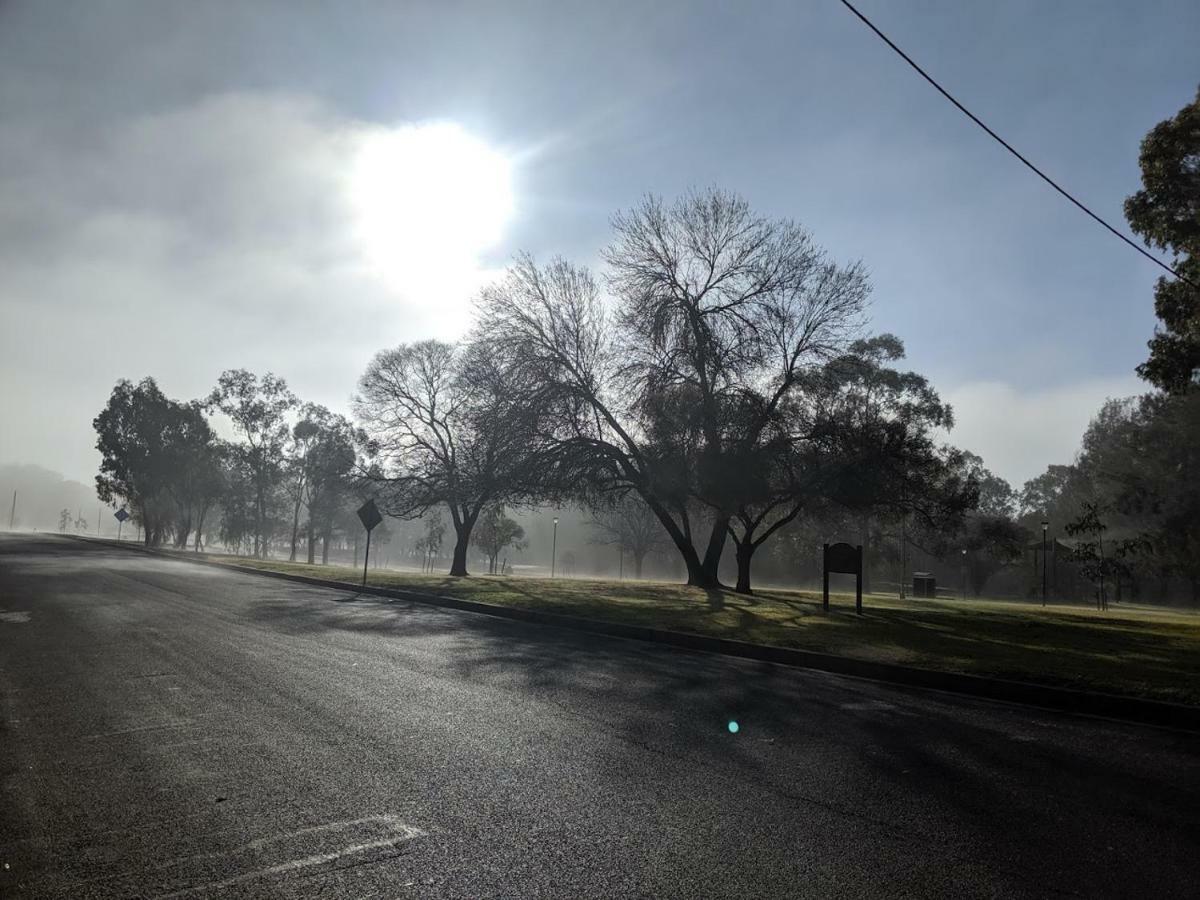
0,610,30,623
151,817,426,898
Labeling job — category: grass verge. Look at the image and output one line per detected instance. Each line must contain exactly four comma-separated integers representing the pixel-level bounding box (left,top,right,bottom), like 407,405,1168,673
159,550,1200,706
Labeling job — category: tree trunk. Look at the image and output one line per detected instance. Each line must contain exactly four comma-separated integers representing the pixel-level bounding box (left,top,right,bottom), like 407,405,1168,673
636,492,717,588
449,515,477,577
289,495,302,561
701,515,730,585
322,534,330,565
633,550,646,580
306,519,316,564
255,481,267,559
194,506,207,553
734,541,754,594
859,515,872,594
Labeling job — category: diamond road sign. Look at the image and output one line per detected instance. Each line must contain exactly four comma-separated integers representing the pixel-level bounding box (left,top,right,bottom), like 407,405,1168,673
113,508,130,523
356,499,382,531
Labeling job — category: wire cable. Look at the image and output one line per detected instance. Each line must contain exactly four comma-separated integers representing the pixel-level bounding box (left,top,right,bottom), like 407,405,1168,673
838,0,1196,289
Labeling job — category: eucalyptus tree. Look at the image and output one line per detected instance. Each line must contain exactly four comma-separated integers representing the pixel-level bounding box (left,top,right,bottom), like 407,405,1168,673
284,403,359,562
94,377,221,547
809,335,980,593
719,335,970,594
301,412,361,565
355,338,543,576
207,369,297,558
479,189,869,588
473,504,527,575
1123,85,1200,393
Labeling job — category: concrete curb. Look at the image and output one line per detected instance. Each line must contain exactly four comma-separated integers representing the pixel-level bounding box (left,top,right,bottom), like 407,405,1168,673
74,535,1200,731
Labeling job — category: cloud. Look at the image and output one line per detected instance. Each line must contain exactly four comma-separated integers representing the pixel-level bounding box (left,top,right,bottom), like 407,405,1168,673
0,91,511,482
942,374,1145,489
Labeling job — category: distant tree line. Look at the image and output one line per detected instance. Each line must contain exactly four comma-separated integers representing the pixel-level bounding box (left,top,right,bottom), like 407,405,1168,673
94,187,999,593
94,373,363,562
91,82,1198,609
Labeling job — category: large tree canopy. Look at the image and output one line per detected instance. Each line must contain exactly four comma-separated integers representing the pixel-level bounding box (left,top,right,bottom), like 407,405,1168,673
94,377,220,547
1124,85,1200,393
480,189,871,588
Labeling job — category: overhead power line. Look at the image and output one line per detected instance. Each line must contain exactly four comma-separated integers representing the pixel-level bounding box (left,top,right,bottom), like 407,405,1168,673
838,0,1197,289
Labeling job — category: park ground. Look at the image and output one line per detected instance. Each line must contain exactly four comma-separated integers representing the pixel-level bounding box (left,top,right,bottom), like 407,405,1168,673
155,547,1200,706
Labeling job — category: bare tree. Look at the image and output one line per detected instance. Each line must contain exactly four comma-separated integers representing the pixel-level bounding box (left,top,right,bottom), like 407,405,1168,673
355,338,542,576
479,188,869,588
587,494,668,579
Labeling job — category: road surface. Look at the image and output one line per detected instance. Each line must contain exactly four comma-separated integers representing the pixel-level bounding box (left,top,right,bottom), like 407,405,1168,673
1,533,1197,898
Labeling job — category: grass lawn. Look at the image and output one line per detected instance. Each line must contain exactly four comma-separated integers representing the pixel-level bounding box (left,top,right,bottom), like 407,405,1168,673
169,550,1200,706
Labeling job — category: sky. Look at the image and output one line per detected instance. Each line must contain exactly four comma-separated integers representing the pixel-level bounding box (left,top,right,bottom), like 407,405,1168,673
1,0,1195,492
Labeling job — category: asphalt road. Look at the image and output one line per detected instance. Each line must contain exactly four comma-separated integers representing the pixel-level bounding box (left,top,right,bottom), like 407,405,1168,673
1,534,1197,898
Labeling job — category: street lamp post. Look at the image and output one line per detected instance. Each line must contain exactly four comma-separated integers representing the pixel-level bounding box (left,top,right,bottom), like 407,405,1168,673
551,516,559,579
1041,520,1049,607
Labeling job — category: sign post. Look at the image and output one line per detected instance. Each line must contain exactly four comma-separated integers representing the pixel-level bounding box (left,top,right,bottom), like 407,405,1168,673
356,499,383,587
822,542,864,615
114,507,130,542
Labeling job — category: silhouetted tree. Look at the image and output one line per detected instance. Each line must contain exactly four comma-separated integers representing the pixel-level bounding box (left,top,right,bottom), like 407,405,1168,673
300,413,360,565
94,377,219,547
587,494,668,579
414,512,446,573
355,338,542,576
473,504,527,574
1067,501,1113,611
480,189,869,588
1124,85,1200,393
207,369,297,558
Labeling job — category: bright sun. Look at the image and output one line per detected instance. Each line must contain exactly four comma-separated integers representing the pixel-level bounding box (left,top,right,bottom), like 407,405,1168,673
347,122,514,298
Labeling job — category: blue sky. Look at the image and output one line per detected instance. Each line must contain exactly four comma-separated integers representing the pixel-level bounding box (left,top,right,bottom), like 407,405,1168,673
1,0,1195,487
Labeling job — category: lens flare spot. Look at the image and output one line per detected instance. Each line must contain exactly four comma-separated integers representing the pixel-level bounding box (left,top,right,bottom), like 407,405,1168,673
727,720,740,734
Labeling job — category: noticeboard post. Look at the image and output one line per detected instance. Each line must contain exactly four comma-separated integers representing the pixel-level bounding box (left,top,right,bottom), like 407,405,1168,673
356,499,383,586
114,507,130,542
823,542,864,615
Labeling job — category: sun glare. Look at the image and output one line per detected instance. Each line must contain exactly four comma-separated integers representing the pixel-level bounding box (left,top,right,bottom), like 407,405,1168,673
348,122,514,302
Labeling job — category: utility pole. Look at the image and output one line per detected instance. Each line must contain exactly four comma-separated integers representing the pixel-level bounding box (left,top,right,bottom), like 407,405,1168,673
8,490,15,530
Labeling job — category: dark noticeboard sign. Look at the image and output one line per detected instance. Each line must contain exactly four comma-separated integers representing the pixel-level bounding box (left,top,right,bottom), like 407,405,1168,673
356,499,382,532
114,508,130,522
822,541,864,615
